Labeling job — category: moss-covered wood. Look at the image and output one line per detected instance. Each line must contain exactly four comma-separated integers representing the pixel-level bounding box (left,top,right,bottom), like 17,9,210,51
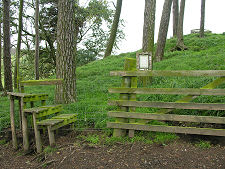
108,111,225,124
110,70,225,77
113,58,136,137
20,79,63,86
107,122,225,137
24,105,63,118
109,100,225,110
109,88,225,95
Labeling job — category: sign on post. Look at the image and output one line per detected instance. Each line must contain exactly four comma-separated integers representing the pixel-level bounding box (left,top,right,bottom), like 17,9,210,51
136,52,152,70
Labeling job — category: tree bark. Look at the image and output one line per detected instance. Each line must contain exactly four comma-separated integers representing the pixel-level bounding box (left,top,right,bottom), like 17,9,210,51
3,0,13,92
142,0,156,54
55,0,76,104
200,0,206,38
155,0,173,62
14,0,23,89
35,0,39,80
104,0,123,58
176,0,186,50
0,16,4,91
173,0,179,37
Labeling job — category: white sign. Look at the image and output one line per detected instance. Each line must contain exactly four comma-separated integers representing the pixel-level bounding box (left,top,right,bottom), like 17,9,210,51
139,55,149,69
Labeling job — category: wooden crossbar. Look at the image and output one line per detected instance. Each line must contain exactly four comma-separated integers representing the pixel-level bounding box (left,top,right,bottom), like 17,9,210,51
109,100,225,110
110,70,225,77
20,79,63,86
109,88,225,96
108,111,225,124
107,122,225,137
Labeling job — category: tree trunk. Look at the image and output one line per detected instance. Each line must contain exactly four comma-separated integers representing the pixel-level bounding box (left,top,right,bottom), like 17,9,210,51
142,0,156,54
14,0,23,90
104,0,123,58
3,0,13,92
173,0,179,37
0,15,4,91
55,0,76,104
200,0,206,38
35,0,39,80
155,0,173,62
176,0,186,50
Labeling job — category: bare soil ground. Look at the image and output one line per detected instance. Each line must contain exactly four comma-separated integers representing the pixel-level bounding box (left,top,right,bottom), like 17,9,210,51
0,130,225,169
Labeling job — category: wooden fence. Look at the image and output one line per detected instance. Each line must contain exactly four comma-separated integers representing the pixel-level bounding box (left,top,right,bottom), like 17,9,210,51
107,58,225,137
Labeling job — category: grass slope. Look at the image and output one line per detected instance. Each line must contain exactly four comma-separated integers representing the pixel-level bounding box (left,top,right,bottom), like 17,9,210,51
0,33,225,131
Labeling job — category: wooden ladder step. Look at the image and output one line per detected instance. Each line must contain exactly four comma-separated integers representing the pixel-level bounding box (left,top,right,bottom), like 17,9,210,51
24,105,63,118
37,119,64,126
23,107,48,113
52,114,77,120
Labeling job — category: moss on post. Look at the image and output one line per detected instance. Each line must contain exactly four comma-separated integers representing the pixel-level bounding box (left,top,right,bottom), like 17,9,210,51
113,58,137,137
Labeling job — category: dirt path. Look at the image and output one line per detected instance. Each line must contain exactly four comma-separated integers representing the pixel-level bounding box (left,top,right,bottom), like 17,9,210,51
0,132,225,169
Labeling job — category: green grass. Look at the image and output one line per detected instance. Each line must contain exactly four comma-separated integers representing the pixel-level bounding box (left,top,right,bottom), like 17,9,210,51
76,131,178,145
0,33,225,132
43,146,57,154
195,140,211,149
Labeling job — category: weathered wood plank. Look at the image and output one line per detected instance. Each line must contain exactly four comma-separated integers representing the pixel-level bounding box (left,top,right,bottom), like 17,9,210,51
20,79,63,86
9,96,18,149
110,70,225,77
21,98,29,152
47,126,55,147
108,111,225,124
33,113,42,153
107,122,225,136
37,119,64,126
109,100,225,110
109,88,225,96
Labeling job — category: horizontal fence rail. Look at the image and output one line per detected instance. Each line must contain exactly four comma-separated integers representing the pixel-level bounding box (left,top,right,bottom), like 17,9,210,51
108,111,225,124
110,70,225,77
109,100,225,111
109,88,225,96
107,122,225,137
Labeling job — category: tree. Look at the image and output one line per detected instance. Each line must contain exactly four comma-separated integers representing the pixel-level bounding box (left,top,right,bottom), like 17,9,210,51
35,0,39,80
0,7,3,91
155,0,173,62
104,0,123,58
173,0,179,37
176,0,186,50
55,0,76,103
142,0,156,54
200,0,206,38
3,0,13,92
14,0,24,89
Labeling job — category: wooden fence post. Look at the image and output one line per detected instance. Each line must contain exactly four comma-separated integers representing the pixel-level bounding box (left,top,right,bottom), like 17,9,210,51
113,58,137,137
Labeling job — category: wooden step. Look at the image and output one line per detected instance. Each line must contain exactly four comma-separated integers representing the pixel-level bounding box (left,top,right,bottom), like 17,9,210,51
24,105,63,118
52,114,77,120
37,119,64,126
23,107,48,113
7,92,48,102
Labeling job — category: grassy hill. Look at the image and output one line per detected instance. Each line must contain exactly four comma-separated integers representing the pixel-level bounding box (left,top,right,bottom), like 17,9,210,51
1,33,225,131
